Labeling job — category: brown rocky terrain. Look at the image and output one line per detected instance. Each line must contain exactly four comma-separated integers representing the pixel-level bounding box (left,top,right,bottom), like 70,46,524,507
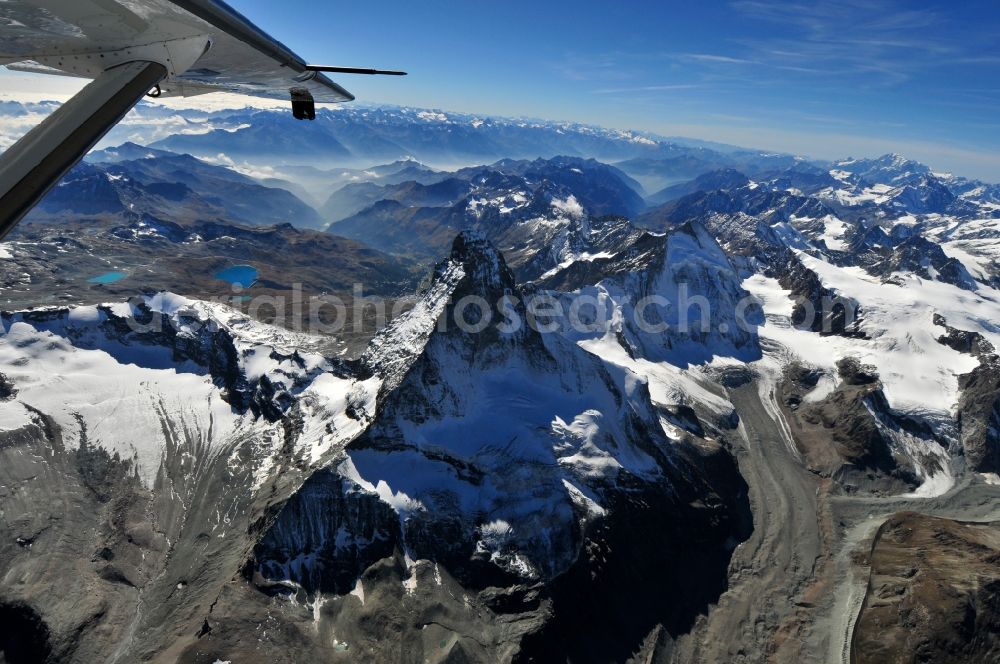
852,512,1000,663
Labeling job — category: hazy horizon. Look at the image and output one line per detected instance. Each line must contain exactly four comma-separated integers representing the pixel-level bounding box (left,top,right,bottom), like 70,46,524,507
1,73,997,185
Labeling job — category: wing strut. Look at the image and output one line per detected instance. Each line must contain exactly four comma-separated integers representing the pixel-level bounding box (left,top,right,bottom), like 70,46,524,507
0,61,167,241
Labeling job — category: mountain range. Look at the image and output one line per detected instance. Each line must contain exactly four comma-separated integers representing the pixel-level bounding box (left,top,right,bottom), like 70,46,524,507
1,100,999,663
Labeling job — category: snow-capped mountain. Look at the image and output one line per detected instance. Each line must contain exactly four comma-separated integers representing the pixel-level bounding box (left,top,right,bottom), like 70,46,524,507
833,153,932,187
544,220,762,366
643,154,1000,291
252,233,749,661
0,100,812,195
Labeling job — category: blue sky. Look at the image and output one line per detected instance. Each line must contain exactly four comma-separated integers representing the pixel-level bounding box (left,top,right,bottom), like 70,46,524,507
4,0,1000,178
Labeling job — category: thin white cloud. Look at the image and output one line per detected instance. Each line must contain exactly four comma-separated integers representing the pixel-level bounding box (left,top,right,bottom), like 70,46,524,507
719,0,991,89
682,53,756,65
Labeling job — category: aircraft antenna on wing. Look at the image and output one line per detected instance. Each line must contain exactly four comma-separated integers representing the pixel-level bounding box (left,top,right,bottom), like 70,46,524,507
305,65,407,76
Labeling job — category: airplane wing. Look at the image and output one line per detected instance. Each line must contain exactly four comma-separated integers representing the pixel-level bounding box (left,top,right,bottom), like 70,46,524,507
0,0,355,102
0,0,405,239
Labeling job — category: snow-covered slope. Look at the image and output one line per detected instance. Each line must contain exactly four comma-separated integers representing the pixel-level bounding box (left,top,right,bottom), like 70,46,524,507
0,293,388,662
0,293,379,487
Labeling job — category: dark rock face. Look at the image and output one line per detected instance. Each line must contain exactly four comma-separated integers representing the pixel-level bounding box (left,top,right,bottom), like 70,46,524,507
887,175,956,214
0,601,52,664
850,230,978,291
696,211,791,269
956,358,1000,473
0,373,16,401
934,313,996,357
533,228,664,293
933,316,1000,474
253,470,401,595
779,256,865,337
836,357,880,386
853,513,1000,664
511,214,647,285
514,445,750,664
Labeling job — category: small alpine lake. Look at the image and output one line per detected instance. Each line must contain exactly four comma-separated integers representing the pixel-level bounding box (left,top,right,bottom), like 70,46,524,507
214,264,258,287
87,271,127,284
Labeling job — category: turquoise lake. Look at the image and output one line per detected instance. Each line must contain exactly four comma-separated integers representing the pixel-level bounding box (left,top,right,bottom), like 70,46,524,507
214,264,258,287
88,271,127,284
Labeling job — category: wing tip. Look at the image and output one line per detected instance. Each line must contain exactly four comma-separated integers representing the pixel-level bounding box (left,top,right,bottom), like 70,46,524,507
312,72,355,102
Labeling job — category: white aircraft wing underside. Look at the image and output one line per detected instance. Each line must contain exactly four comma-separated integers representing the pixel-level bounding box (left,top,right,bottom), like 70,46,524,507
0,0,354,102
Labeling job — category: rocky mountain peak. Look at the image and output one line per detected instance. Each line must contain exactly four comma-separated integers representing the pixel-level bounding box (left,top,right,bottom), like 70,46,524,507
888,174,957,213
361,231,530,395
449,230,516,297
